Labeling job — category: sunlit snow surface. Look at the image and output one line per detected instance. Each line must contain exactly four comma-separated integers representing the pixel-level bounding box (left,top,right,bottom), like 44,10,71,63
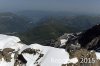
96,52,100,60
0,34,20,50
60,39,68,47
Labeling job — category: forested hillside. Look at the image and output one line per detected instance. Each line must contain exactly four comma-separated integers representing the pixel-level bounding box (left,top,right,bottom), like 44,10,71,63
0,12,30,33
18,16,100,45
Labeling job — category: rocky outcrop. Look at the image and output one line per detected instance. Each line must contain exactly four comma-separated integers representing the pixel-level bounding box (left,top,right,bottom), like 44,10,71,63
62,49,100,66
0,48,27,66
78,24,100,51
21,48,40,55
0,48,15,62
55,32,81,48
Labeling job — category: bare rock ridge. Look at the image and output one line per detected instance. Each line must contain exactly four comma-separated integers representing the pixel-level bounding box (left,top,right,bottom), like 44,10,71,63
78,24,100,51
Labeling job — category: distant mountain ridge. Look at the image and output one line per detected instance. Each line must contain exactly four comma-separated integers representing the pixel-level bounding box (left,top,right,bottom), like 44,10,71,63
0,12,30,33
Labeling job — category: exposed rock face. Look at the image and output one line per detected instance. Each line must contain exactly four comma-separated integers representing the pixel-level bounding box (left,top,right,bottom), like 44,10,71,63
55,32,81,48
21,48,40,55
0,51,3,61
54,32,82,54
62,49,100,66
0,48,15,62
78,24,100,51
16,54,27,66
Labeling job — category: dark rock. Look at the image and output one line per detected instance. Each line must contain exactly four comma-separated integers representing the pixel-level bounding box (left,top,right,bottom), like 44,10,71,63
22,48,39,55
78,24,100,51
17,54,27,64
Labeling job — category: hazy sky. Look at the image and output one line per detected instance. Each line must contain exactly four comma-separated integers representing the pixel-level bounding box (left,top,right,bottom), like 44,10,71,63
0,0,100,14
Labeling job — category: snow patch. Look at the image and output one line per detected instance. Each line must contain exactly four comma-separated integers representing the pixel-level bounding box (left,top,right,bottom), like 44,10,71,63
60,39,68,46
96,52,100,60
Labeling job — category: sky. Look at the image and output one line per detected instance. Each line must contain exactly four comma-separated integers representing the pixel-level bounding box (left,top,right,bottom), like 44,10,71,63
0,0,100,14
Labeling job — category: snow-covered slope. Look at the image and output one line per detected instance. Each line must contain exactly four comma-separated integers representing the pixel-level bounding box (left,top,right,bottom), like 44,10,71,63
0,34,20,49
21,44,70,66
0,34,78,66
1,34,100,66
